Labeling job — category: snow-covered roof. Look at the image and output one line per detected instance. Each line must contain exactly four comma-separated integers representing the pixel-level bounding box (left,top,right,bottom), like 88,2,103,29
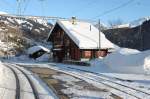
49,20,116,49
27,45,50,54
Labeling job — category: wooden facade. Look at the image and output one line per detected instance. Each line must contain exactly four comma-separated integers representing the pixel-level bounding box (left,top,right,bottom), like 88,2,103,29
49,23,108,62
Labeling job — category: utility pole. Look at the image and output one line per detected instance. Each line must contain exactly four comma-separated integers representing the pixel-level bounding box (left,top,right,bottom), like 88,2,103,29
17,0,25,50
17,0,22,16
98,19,101,50
39,0,46,24
6,29,9,59
39,0,45,16
2,28,9,59
140,23,143,51
139,22,143,50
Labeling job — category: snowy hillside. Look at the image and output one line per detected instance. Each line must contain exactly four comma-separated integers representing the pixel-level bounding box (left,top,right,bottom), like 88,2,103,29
111,17,150,29
103,18,150,51
129,17,150,27
0,12,52,57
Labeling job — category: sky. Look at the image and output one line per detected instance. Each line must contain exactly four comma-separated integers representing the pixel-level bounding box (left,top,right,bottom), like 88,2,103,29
0,0,150,25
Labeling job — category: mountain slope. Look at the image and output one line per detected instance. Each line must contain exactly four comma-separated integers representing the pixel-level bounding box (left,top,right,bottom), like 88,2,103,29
129,17,150,27
0,15,52,56
103,19,150,51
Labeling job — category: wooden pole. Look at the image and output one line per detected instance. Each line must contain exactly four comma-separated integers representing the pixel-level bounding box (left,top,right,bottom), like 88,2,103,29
140,23,143,50
98,19,101,50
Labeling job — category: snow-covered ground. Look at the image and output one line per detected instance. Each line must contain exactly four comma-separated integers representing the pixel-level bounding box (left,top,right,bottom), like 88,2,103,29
0,61,57,99
4,47,150,75
104,48,150,74
0,10,150,99
8,60,150,99
1,47,150,99
11,47,150,74
0,61,16,99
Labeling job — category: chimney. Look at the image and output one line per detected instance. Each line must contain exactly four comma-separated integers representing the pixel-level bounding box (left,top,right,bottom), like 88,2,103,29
71,16,77,25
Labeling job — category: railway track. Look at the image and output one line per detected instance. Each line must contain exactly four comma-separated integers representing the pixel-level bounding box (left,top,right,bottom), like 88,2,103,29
36,64,150,99
67,67,150,94
8,63,150,99
5,65,40,99
65,67,150,99
6,66,20,99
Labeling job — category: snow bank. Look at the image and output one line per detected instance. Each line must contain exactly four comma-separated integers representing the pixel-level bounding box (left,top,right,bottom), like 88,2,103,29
118,48,140,55
144,55,150,73
104,48,150,74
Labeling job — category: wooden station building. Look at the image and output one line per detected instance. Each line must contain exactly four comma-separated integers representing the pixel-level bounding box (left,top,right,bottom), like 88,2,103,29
47,19,115,62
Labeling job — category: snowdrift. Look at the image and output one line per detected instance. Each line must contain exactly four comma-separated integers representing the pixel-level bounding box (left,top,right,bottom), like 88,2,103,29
104,48,150,74
144,55,150,73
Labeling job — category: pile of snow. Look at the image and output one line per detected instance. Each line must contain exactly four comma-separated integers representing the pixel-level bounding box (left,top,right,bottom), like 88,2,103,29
27,45,50,55
144,55,150,74
104,48,150,74
119,48,141,55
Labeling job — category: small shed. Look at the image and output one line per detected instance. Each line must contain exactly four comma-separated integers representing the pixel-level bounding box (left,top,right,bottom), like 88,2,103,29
27,45,50,59
47,19,116,62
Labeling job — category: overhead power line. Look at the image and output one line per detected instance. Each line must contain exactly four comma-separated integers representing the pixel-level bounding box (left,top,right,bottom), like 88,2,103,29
39,0,46,16
0,13,67,20
70,0,98,15
92,0,135,19
22,0,31,14
0,13,98,23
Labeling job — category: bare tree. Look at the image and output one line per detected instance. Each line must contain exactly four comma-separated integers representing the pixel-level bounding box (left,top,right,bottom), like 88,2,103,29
108,18,124,27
